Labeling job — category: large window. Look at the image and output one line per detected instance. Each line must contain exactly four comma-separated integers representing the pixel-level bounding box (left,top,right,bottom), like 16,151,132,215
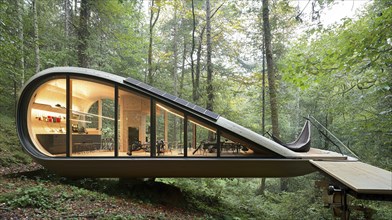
156,103,184,157
27,75,256,158
70,79,115,157
118,88,151,157
28,78,67,156
219,132,254,157
187,116,217,157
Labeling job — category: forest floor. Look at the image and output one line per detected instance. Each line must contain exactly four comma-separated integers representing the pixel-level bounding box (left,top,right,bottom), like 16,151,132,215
0,163,210,219
1,115,390,219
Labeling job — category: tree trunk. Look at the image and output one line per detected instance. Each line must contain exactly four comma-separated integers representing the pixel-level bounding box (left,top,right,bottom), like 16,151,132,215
147,0,153,84
259,41,267,195
33,0,40,73
206,0,214,141
77,0,89,68
206,0,213,112
13,79,17,115
172,5,178,97
180,35,186,97
257,178,266,195
147,0,160,84
194,28,204,103
190,0,198,102
64,0,70,65
172,4,178,146
64,0,69,37
191,1,223,104
74,0,77,16
262,0,286,191
17,0,25,84
262,0,279,139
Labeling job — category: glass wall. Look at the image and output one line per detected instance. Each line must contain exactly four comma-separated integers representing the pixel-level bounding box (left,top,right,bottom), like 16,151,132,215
28,78,67,156
118,88,151,157
27,75,259,158
187,116,217,157
70,79,115,157
219,132,253,157
156,103,184,157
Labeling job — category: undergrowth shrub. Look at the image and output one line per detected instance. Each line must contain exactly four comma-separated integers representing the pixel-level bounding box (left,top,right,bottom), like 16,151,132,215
0,183,109,211
0,115,31,166
0,185,54,209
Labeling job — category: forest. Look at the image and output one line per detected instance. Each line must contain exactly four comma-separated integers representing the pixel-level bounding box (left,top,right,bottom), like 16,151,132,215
0,0,391,219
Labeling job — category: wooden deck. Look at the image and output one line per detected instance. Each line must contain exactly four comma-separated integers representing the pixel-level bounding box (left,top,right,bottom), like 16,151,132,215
293,148,348,160
311,160,392,197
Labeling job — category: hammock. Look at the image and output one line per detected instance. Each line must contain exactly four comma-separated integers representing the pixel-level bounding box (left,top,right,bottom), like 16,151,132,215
272,120,311,152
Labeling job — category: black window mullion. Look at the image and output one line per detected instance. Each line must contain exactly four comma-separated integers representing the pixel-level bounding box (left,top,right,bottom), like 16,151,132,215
184,114,188,157
150,98,156,157
114,84,119,157
66,75,70,157
217,128,221,157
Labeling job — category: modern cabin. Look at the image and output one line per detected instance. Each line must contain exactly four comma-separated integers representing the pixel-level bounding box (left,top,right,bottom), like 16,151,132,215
16,67,391,212
16,67,359,178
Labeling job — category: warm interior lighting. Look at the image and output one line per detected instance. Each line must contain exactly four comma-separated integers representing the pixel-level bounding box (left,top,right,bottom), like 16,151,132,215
70,119,92,123
34,102,115,121
33,102,66,114
72,109,115,121
156,104,184,119
156,103,216,133
189,119,216,133
32,109,65,117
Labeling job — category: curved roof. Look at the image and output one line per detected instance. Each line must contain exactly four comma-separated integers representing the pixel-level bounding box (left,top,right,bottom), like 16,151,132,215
24,67,299,157
15,67,353,178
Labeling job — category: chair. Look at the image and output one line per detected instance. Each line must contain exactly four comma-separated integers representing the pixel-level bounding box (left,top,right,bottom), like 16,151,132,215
157,139,165,155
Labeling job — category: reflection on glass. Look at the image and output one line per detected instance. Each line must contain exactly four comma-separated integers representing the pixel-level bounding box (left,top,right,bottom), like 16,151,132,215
71,79,115,157
187,117,217,157
119,88,151,157
29,78,67,156
220,133,253,157
156,103,184,157
27,76,257,159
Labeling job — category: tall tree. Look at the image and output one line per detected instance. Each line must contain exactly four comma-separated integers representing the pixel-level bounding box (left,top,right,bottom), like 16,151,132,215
172,3,179,96
17,0,25,84
190,0,199,102
77,0,90,67
147,0,161,84
172,1,179,148
194,26,204,103
33,0,40,73
64,0,70,39
258,42,267,196
262,0,279,139
279,0,392,169
64,0,71,66
180,35,187,98
190,1,223,103
262,0,287,191
205,0,213,111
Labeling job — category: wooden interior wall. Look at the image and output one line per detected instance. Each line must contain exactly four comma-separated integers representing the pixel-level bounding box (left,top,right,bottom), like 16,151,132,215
120,94,149,152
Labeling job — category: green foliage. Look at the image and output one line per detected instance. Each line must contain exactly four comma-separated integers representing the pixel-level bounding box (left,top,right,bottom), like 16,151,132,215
0,181,109,212
278,1,392,169
160,176,392,219
0,0,147,116
159,176,332,219
0,115,31,166
0,185,53,209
